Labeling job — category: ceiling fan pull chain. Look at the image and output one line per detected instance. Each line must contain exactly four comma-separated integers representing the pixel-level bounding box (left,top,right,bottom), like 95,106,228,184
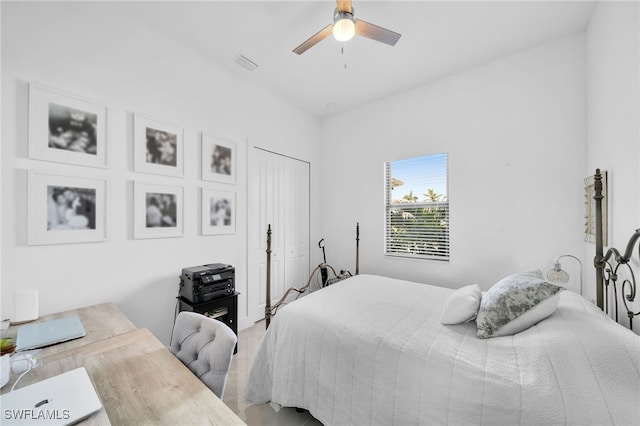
342,44,348,70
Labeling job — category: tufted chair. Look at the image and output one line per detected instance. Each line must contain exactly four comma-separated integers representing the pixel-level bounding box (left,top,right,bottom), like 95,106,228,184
169,311,237,398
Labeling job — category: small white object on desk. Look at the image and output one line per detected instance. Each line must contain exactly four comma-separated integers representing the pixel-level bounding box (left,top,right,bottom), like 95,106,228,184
0,354,9,389
1,318,10,336
12,289,39,324
10,350,41,374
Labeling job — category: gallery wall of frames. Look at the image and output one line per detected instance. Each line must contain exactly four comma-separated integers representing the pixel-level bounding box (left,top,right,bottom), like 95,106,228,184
27,83,238,246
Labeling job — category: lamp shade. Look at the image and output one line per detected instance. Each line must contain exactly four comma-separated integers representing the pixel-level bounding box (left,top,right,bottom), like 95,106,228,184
546,255,583,295
333,10,355,42
546,267,570,284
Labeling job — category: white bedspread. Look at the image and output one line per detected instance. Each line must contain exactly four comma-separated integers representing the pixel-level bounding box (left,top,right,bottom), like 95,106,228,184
245,274,640,425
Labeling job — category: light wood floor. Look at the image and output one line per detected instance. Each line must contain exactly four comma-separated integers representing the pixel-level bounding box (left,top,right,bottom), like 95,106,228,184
223,320,322,426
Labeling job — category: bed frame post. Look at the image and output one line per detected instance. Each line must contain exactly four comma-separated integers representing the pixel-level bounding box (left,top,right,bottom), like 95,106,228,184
265,224,272,329
594,169,605,310
264,222,361,329
356,222,360,275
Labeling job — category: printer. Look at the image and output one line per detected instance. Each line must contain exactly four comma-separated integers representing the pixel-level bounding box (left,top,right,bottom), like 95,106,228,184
179,263,235,304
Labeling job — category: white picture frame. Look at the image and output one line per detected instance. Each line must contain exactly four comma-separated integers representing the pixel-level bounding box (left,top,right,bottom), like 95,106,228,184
28,84,108,167
201,134,236,184
28,170,107,245
133,181,183,239
201,188,236,235
134,114,184,177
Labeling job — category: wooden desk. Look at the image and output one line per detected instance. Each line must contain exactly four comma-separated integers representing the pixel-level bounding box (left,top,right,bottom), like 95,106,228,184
7,303,136,358
10,328,245,425
4,303,245,425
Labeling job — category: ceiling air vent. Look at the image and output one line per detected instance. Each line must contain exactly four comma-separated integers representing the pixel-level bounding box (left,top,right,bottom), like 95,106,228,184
233,54,259,71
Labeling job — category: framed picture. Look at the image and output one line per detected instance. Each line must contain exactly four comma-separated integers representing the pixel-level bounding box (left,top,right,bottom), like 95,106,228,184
133,182,183,239
584,170,607,245
201,188,236,235
134,115,184,177
28,170,107,245
201,134,236,184
28,84,108,167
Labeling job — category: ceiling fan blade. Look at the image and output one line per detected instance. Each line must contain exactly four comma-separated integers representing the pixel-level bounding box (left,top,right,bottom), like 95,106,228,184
355,19,401,46
292,24,333,55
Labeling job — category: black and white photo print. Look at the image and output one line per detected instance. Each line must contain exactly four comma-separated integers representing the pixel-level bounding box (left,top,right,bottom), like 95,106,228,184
48,103,98,155
47,185,96,231
145,127,177,167
145,192,177,228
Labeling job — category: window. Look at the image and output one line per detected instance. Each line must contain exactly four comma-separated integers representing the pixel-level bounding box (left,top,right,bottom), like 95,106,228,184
384,153,449,260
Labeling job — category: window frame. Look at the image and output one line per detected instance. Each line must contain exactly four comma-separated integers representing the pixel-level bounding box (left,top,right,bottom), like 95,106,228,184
384,153,450,261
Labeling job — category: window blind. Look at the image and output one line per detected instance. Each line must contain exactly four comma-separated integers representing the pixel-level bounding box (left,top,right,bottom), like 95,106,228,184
384,153,449,260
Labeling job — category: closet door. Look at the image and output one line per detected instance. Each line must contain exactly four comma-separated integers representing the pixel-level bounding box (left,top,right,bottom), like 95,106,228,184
284,158,310,292
248,148,310,323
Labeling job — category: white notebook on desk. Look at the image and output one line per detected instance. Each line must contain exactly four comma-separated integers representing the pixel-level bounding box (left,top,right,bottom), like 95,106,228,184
0,367,102,425
15,316,86,352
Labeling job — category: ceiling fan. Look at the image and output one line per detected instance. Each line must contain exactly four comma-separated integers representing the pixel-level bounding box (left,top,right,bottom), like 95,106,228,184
293,0,401,55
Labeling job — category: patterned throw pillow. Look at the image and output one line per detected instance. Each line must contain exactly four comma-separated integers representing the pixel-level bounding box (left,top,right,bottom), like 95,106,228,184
476,270,564,339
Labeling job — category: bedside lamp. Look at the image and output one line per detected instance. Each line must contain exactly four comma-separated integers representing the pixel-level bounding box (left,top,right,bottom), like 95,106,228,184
547,254,583,295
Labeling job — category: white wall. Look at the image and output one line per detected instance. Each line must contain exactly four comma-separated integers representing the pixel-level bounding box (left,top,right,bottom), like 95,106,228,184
319,34,587,291
585,2,640,312
4,2,637,342
1,2,321,344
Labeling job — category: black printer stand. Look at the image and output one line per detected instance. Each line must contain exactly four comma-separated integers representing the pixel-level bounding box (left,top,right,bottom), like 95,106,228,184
177,292,239,354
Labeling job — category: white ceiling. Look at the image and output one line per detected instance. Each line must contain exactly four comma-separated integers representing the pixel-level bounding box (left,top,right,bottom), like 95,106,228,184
130,1,596,119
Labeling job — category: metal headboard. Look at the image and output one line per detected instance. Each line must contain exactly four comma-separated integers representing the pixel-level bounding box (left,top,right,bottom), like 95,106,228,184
264,223,360,329
593,168,640,329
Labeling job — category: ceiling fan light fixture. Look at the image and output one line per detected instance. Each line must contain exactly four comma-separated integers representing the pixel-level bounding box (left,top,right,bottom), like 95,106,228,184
292,1,400,55
333,9,355,42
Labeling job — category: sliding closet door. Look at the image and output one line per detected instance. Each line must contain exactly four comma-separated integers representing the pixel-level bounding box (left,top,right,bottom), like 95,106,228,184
248,147,310,323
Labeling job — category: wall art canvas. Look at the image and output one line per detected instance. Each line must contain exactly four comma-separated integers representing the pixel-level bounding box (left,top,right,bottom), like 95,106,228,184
28,84,108,167
134,182,183,239
28,170,107,245
201,188,236,235
134,114,184,177
201,134,236,184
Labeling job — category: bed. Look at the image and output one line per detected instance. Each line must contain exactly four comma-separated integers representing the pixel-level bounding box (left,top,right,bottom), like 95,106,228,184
245,169,640,425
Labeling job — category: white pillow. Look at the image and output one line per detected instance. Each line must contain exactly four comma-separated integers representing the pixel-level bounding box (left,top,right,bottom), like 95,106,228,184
476,270,564,339
440,284,482,325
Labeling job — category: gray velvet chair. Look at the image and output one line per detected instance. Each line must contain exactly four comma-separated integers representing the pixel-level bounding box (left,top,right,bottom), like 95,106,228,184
169,311,237,398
